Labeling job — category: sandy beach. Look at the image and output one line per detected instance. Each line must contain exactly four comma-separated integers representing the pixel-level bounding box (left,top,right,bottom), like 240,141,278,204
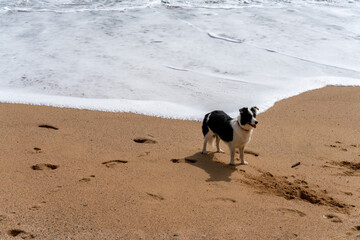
0,86,359,239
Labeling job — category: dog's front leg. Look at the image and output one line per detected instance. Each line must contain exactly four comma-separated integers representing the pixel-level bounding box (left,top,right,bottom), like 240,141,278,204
229,147,236,165
239,146,248,165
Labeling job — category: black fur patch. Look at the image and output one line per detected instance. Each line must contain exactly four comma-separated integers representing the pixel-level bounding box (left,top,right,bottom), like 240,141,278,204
202,110,234,142
250,107,258,118
239,107,254,126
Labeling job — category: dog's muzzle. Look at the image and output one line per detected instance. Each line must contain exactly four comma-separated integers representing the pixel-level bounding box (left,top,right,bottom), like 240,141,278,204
250,120,258,128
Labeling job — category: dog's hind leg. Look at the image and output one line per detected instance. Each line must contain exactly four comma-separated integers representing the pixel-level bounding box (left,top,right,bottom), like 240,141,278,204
201,132,212,154
215,135,224,153
239,146,248,165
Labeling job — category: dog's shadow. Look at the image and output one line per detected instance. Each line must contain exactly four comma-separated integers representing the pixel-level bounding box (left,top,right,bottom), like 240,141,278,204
183,152,240,182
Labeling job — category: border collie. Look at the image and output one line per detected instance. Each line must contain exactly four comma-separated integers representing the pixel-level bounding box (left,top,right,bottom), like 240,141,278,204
201,107,258,165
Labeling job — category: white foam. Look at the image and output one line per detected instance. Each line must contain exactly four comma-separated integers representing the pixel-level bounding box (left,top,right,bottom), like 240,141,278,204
0,88,202,120
0,0,359,120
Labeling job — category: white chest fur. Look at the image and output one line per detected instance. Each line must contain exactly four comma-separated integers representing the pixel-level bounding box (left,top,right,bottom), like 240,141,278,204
231,119,253,148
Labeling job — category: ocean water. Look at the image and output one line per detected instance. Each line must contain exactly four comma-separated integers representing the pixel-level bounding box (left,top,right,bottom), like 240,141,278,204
0,0,359,120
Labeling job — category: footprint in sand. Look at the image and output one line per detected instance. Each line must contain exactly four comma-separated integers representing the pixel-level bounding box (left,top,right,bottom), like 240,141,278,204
31,163,58,170
329,141,346,150
171,158,197,164
102,160,128,168
331,161,360,176
29,205,41,211
29,201,46,211
323,214,342,223
79,175,95,182
328,141,360,152
213,197,237,203
7,229,35,239
79,178,91,182
278,208,306,217
338,161,360,170
133,138,157,144
146,192,164,201
138,151,151,157
38,124,58,130
30,147,42,154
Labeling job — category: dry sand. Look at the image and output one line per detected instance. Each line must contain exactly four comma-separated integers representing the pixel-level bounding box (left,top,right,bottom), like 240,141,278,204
0,86,359,239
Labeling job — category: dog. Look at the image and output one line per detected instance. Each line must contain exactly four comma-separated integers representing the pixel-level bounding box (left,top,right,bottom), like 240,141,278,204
201,107,258,165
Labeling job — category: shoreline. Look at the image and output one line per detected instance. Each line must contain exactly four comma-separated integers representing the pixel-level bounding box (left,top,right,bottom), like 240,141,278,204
0,86,359,239
1,84,359,121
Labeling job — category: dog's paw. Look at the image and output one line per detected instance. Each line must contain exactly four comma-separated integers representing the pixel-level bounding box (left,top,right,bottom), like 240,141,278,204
201,151,207,155
240,161,249,165
217,149,225,153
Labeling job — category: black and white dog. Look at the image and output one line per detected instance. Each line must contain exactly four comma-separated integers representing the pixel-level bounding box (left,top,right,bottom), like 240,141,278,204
201,107,258,165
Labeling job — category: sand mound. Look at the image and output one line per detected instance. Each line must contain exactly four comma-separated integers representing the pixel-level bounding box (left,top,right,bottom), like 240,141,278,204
243,170,350,213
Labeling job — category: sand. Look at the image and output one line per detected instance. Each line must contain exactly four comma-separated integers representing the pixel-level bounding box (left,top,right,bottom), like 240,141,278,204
0,86,359,239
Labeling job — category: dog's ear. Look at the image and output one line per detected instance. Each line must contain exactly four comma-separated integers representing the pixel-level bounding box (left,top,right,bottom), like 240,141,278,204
239,107,247,114
251,106,259,114
250,106,259,117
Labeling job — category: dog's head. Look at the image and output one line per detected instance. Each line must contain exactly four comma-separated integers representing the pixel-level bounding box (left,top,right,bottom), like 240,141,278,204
239,106,259,130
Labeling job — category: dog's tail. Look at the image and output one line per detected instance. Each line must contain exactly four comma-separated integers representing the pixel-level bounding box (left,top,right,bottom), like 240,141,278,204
202,113,210,136
202,113,216,147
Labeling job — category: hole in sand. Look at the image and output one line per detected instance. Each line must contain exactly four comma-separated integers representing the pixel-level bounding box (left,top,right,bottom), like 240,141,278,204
31,163,58,170
7,229,25,237
7,229,35,239
38,124,58,130
133,138,157,144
